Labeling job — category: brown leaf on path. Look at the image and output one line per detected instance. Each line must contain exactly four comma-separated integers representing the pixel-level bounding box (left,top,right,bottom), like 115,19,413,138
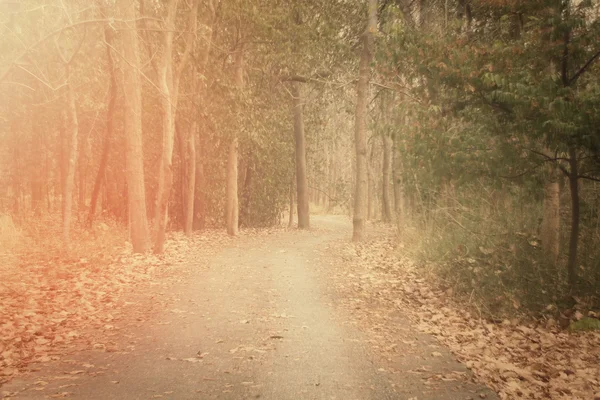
67,370,85,375
48,392,72,398
182,358,202,363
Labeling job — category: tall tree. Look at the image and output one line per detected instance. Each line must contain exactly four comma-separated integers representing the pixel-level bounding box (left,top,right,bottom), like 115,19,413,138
353,0,378,241
292,82,310,229
381,93,393,223
87,20,117,227
116,0,150,253
226,38,245,236
382,132,393,223
153,0,199,253
192,0,217,231
55,21,86,244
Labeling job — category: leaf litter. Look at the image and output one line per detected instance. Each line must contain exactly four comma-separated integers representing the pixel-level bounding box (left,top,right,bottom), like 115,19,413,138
0,226,244,387
329,224,600,400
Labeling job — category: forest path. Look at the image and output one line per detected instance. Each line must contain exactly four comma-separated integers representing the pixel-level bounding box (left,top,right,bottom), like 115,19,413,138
2,215,496,400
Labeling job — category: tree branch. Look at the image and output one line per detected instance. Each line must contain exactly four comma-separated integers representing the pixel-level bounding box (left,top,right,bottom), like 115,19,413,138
577,174,600,183
568,48,600,86
16,64,67,91
371,81,423,104
528,148,571,163
0,17,161,83
0,80,35,91
308,185,347,204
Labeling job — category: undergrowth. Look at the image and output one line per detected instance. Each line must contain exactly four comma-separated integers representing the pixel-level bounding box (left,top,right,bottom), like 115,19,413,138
399,184,600,318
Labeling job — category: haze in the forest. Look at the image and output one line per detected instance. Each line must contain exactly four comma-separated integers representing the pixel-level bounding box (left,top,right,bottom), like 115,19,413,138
1,1,599,399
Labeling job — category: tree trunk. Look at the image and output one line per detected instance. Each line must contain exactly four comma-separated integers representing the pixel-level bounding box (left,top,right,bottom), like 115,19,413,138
116,0,150,253
226,137,239,235
392,131,404,228
382,133,393,223
292,82,310,229
184,123,196,235
192,0,215,231
193,141,206,230
567,147,580,287
352,0,377,241
31,129,43,216
240,158,253,227
87,25,115,227
541,176,560,266
78,134,89,213
367,146,373,220
326,148,336,213
62,71,78,244
226,40,244,236
288,177,295,227
153,23,176,253
153,0,198,252
28,113,43,216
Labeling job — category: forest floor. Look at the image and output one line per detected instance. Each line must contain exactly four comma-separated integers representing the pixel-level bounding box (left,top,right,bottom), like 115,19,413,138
0,215,497,400
0,215,598,399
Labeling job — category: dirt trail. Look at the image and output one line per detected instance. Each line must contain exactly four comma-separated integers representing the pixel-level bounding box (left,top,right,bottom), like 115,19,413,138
1,216,496,400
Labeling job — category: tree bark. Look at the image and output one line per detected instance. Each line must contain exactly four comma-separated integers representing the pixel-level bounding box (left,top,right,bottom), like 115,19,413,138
240,158,253,227
382,133,393,223
567,147,580,287
352,0,377,241
367,143,373,220
192,0,216,231
153,0,198,252
184,123,196,235
153,0,178,253
87,24,116,227
226,40,244,236
292,82,310,229
392,130,404,229
225,137,239,235
116,0,150,253
326,146,336,213
62,70,78,244
78,133,90,213
31,125,43,216
288,177,295,227
193,140,206,230
541,174,560,266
